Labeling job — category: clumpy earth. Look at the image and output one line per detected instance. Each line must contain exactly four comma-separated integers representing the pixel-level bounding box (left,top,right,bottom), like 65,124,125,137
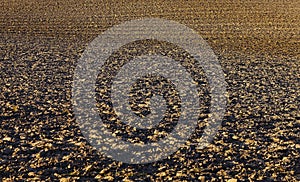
0,1,299,181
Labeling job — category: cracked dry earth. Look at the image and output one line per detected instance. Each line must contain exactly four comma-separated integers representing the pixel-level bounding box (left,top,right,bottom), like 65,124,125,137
0,0,299,181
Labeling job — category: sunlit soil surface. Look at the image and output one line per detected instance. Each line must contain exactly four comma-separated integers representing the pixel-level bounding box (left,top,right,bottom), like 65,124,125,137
0,1,299,181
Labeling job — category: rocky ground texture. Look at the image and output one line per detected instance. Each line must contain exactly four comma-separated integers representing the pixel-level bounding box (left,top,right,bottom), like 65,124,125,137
0,0,299,181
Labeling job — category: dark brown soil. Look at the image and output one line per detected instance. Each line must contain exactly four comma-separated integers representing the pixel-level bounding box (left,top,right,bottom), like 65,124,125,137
0,1,299,181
